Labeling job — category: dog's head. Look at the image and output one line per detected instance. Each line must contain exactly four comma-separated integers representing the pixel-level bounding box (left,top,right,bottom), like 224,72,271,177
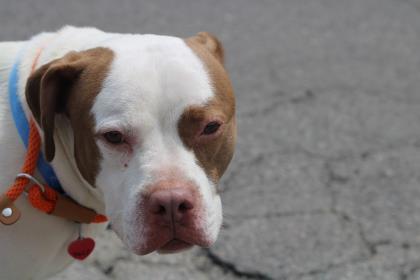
25,32,235,254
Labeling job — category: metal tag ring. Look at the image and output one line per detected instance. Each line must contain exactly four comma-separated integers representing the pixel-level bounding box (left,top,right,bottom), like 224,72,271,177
16,173,46,194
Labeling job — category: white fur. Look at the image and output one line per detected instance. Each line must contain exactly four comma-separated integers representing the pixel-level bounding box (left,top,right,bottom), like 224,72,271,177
0,26,223,279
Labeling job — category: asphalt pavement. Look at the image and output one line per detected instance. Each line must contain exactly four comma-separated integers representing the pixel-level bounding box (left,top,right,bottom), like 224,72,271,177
2,0,420,279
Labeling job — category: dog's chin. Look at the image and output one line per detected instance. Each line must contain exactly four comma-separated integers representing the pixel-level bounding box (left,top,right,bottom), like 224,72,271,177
128,235,215,256
131,239,212,255
157,239,194,254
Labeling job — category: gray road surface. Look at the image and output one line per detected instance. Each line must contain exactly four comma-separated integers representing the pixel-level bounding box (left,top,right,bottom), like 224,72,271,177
2,0,420,279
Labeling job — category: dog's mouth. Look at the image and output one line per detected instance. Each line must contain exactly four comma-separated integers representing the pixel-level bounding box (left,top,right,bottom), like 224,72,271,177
125,194,217,255
157,239,193,254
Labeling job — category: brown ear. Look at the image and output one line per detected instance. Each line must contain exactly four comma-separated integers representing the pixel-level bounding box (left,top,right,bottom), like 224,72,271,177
25,51,87,162
187,32,224,64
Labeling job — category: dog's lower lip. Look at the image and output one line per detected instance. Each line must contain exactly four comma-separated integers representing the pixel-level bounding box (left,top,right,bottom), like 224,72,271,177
158,239,193,254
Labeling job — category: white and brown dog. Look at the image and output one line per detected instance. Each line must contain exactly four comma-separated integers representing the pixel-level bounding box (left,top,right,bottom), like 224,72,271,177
0,26,235,279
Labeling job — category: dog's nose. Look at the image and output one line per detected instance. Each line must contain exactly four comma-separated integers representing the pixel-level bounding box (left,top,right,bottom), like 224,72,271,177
148,189,195,223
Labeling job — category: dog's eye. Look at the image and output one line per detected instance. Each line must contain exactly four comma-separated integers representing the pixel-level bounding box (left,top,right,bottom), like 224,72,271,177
103,131,124,144
202,121,221,135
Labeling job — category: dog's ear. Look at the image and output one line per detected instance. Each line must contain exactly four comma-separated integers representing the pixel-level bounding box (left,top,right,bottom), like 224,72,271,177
187,32,224,64
25,51,87,162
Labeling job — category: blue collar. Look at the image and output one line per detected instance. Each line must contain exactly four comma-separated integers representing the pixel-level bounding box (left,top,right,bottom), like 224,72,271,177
8,50,64,194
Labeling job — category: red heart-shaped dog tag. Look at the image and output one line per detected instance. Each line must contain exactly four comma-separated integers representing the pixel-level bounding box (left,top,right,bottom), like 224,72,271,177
67,237,95,260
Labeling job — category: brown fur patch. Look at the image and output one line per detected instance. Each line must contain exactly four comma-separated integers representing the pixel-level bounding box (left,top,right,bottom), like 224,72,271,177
25,47,114,186
191,32,225,64
180,35,236,183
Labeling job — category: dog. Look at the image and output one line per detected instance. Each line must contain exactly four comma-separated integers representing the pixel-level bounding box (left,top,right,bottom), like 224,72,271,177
0,26,235,280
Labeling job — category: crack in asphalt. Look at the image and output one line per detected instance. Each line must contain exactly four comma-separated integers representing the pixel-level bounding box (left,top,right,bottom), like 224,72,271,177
322,148,420,279
93,255,131,278
203,249,276,280
398,242,420,280
399,259,420,280
289,241,420,280
324,155,386,259
216,141,420,279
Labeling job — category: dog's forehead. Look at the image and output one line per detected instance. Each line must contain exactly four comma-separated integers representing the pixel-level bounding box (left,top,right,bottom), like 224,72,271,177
92,35,214,125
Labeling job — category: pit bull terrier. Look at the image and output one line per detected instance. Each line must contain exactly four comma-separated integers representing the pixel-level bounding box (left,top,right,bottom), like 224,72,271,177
0,26,235,280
